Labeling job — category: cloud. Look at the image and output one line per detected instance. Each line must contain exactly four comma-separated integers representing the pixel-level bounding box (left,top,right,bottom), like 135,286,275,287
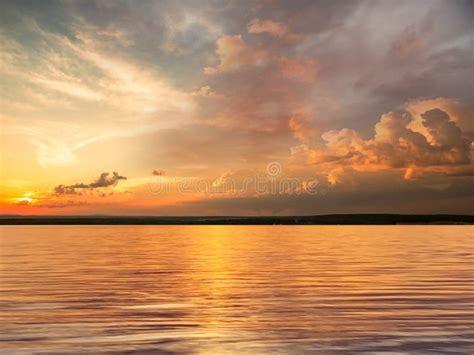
1,20,197,167
247,18,303,42
203,33,318,82
42,200,89,209
11,120,116,167
278,57,319,82
2,1,473,215
30,76,104,102
288,116,315,142
53,185,78,195
204,35,266,74
405,97,474,140
200,30,321,139
70,32,195,114
292,103,472,181
390,26,426,59
152,169,165,176
191,85,223,99
54,172,127,195
89,172,126,187
173,176,474,215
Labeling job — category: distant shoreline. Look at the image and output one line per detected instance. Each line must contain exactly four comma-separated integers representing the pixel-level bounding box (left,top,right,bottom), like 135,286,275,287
0,214,473,225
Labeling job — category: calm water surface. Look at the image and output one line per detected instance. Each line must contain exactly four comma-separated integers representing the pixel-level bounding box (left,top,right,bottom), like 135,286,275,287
0,225,473,354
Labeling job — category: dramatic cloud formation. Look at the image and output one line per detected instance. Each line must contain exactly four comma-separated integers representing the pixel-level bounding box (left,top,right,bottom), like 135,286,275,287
292,105,473,182
1,0,472,215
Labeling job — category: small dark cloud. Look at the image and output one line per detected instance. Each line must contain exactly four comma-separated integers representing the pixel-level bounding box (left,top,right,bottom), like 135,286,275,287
152,169,165,176
54,185,78,195
89,172,126,188
54,172,127,195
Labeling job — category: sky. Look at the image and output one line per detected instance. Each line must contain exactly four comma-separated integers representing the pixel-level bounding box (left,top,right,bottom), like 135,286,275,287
0,0,473,216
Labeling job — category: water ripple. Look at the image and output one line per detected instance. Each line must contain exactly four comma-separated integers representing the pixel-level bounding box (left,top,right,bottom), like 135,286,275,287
0,225,473,353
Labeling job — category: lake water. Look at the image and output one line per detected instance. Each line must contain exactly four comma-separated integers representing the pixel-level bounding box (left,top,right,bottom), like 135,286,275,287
1,225,473,354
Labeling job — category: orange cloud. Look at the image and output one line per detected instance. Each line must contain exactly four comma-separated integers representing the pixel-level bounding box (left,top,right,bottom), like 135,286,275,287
279,57,319,82
247,18,303,42
288,116,315,142
204,33,316,81
292,102,473,182
204,35,266,74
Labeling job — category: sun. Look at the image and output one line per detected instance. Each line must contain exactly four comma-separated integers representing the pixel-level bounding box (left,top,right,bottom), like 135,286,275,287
13,192,39,205
16,197,33,204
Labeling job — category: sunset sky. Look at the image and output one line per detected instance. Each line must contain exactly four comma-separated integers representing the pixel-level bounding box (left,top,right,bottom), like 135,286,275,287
1,0,473,215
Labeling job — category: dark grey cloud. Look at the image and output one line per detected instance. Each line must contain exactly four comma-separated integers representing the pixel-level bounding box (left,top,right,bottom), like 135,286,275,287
152,169,165,176
174,175,474,215
54,172,126,195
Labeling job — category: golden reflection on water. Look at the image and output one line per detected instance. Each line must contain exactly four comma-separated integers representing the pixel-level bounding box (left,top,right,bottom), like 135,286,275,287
1,225,473,353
